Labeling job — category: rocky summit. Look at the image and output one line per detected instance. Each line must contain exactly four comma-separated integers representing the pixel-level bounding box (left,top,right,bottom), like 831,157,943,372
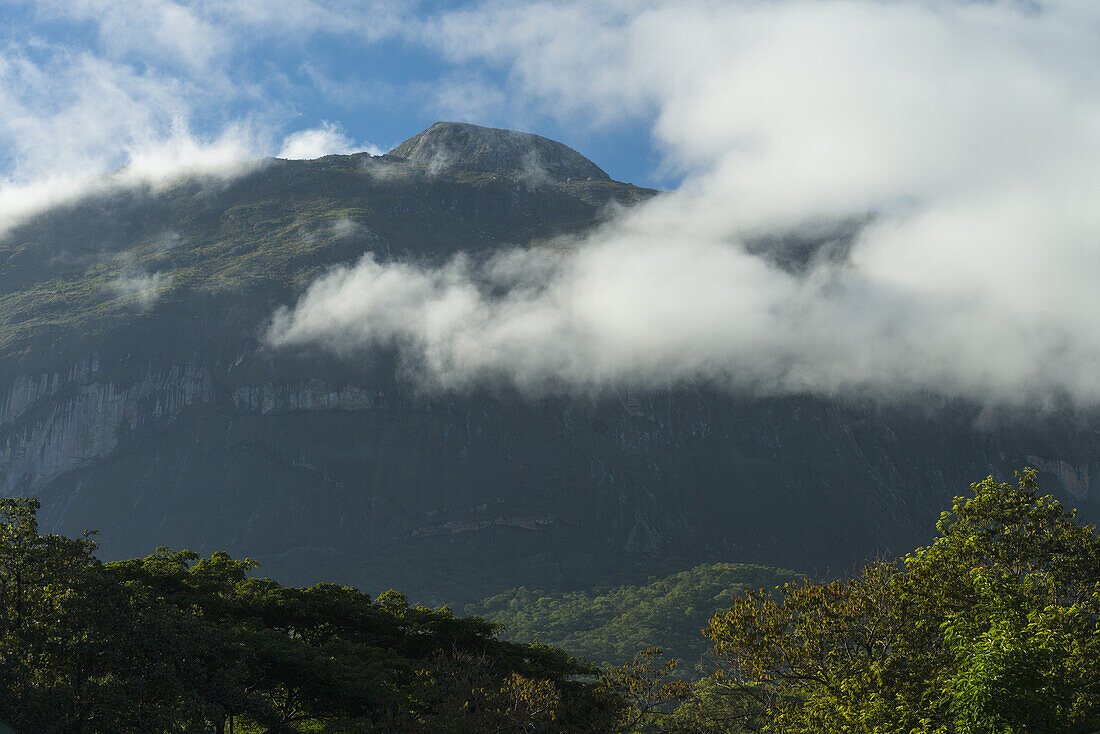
1,124,1098,606
388,121,610,182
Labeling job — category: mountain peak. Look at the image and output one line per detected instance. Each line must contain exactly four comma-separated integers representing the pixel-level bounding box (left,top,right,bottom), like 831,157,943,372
388,122,610,182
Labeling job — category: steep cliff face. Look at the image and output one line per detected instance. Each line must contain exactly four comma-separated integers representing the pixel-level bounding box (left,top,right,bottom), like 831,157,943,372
4,352,1097,604
0,362,216,495
1,124,1098,606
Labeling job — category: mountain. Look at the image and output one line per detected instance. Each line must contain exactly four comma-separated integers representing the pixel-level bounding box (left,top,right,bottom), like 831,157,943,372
1,122,1097,605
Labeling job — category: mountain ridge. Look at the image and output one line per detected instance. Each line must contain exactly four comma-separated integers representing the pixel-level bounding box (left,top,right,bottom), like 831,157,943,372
388,121,611,182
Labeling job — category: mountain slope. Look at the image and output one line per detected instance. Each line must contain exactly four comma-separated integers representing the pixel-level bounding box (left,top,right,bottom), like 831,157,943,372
0,122,1097,605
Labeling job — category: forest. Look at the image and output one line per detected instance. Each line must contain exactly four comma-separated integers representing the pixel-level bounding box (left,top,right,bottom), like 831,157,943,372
3,471,1100,733
467,563,802,668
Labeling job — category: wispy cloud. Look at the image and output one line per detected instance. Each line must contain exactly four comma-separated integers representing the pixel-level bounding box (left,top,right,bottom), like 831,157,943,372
109,269,171,310
29,0,229,71
429,72,508,125
22,0,412,69
0,1,408,234
0,41,271,234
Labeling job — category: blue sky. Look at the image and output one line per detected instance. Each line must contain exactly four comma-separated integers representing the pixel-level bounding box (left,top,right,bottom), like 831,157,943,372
0,0,668,189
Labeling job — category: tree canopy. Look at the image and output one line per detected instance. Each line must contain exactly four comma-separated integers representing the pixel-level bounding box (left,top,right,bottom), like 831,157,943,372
696,471,1100,733
4,469,1098,733
0,498,621,733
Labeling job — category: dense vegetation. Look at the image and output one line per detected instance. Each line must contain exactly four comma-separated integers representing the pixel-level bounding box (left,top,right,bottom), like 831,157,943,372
0,498,626,733
675,470,1100,733
4,470,1100,732
468,564,802,668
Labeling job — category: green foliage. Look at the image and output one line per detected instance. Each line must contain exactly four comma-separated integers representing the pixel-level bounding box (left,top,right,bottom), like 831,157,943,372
468,564,802,668
697,471,1100,733
0,500,621,733
0,498,230,732
600,648,694,733
10,469,1098,733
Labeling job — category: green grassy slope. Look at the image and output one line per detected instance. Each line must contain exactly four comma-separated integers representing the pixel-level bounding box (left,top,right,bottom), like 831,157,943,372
0,154,653,377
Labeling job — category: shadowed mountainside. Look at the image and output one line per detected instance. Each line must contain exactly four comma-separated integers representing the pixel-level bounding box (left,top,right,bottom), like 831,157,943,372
1,122,1098,605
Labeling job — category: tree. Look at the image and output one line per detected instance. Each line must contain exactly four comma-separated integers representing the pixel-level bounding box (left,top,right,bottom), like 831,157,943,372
0,499,234,733
599,647,692,732
700,471,1100,733
0,498,619,732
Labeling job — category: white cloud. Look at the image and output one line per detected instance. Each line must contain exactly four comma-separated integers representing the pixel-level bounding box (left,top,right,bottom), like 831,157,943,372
278,121,380,159
29,0,228,71
109,269,171,310
331,217,360,237
430,73,508,124
120,123,264,184
0,42,272,235
0,2,408,235
23,0,412,69
270,0,1100,408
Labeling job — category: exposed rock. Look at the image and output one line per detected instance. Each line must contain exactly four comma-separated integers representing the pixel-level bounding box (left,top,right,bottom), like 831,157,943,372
0,363,214,494
1026,454,1090,497
4,351,1097,606
231,380,385,414
406,514,556,540
388,121,610,182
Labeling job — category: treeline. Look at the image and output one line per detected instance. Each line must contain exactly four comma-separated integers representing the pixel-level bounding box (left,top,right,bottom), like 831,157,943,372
5,470,1100,732
669,471,1100,733
0,499,624,733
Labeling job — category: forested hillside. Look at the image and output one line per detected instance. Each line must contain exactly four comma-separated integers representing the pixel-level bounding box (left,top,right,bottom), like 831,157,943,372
676,471,1100,733
468,563,802,668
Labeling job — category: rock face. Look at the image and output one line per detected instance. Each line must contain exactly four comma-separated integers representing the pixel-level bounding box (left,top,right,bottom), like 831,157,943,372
0,362,213,495
388,121,610,182
0,123,1098,606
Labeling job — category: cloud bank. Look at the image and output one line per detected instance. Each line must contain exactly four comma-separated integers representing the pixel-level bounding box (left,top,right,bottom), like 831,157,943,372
270,0,1100,407
278,122,382,160
8,0,1100,407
